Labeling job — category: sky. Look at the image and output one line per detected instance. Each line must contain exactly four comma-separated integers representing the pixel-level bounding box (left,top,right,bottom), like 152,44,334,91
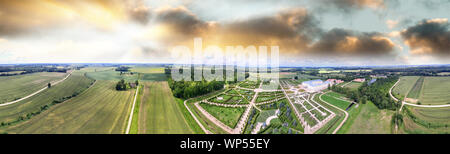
0,0,449,66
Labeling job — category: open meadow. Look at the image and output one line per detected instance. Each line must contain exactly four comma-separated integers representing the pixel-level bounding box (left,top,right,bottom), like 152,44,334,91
137,82,193,134
344,102,393,134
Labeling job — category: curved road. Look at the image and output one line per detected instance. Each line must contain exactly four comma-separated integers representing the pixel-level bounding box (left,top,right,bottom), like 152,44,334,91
319,92,348,134
389,78,450,111
0,72,72,107
184,100,211,134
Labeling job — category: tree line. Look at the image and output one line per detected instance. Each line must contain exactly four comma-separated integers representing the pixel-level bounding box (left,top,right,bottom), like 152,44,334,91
330,76,400,110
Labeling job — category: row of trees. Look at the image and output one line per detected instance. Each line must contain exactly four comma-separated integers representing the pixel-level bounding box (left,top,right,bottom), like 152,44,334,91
330,76,400,110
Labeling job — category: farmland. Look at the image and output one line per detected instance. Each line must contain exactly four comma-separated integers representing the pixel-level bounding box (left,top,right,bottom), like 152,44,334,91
86,70,138,82
406,76,424,99
0,72,67,103
401,106,450,134
392,76,420,99
344,102,394,134
0,72,94,130
137,82,193,134
419,77,450,105
1,65,449,134
2,80,134,134
130,67,164,73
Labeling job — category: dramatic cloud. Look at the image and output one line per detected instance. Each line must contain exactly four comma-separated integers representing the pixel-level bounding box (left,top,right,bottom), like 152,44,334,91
401,18,450,56
0,0,150,36
146,7,396,58
146,7,322,53
310,28,396,55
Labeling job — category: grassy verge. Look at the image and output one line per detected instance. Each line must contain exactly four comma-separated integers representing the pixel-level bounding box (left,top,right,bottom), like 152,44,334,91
129,84,143,134
175,98,205,134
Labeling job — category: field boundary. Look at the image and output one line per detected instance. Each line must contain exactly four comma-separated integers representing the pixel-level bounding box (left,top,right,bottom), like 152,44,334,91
0,72,72,107
390,78,450,111
125,85,140,134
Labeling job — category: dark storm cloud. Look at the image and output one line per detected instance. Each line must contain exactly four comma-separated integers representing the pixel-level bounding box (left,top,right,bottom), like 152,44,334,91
310,28,396,55
401,19,450,55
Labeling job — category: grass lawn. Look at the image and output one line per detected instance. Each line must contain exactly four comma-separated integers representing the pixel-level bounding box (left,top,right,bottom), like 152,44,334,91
199,103,245,128
345,102,394,134
1,80,133,134
321,94,352,110
138,82,193,134
129,84,143,134
0,72,67,103
345,82,362,91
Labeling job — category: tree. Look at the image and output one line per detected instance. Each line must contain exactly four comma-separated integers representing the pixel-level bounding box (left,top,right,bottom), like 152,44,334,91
116,79,127,91
48,83,51,88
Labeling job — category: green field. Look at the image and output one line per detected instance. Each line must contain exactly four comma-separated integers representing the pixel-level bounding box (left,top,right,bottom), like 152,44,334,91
86,70,138,82
321,93,352,110
140,73,167,81
0,72,94,131
137,82,193,134
78,67,115,73
344,102,393,134
401,106,450,134
199,103,245,128
419,77,450,105
312,94,346,134
345,82,362,91
1,80,134,134
393,76,420,99
406,76,424,99
131,67,165,73
0,72,67,103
